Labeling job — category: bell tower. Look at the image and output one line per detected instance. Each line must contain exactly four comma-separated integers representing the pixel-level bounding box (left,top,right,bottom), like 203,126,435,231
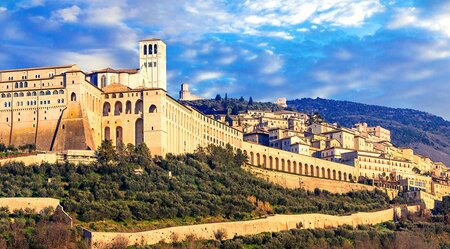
139,38,167,91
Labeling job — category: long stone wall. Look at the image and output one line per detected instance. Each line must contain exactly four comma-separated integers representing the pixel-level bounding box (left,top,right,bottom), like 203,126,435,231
0,153,58,166
0,197,60,213
244,164,375,194
86,206,419,249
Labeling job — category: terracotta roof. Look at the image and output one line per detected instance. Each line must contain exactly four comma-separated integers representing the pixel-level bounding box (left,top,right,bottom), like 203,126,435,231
0,64,77,73
102,83,131,93
91,68,139,74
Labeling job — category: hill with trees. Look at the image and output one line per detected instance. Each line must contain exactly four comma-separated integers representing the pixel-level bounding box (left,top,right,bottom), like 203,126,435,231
0,142,390,232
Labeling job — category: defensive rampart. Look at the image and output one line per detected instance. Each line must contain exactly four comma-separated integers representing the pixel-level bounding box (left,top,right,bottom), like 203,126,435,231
0,197,60,213
85,206,420,249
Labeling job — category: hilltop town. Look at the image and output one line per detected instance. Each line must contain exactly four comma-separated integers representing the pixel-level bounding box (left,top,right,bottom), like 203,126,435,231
0,38,449,248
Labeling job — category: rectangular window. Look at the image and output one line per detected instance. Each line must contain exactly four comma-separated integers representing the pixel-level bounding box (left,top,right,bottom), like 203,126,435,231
154,62,157,67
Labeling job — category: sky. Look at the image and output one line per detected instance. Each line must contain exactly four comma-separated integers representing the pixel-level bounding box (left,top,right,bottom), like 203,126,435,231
1,0,450,120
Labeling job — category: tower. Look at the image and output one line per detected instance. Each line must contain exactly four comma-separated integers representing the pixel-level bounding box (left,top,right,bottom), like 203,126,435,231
139,38,167,91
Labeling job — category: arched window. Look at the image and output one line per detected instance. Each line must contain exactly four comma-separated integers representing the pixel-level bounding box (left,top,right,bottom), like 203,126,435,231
19,92,24,97
135,99,143,114
125,100,132,114
101,75,107,88
154,44,158,54
7,93,11,97
26,92,31,97
70,92,76,101
32,91,37,96
149,104,157,113
46,90,51,95
14,93,18,97
0,93,5,98
19,82,23,88
24,82,28,87
15,82,18,88
149,44,152,55
59,90,64,94
114,101,122,116
143,44,147,55
53,90,58,94
135,118,143,145
104,127,111,140
103,102,111,116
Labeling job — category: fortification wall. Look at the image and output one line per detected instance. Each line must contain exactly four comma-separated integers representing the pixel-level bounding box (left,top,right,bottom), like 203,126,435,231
244,165,375,194
0,153,58,166
87,207,419,249
0,197,60,213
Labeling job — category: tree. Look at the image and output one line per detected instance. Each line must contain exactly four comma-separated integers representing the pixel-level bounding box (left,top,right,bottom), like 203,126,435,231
231,105,240,115
225,93,228,101
239,96,245,102
248,96,253,105
95,140,118,167
215,94,222,101
412,167,421,175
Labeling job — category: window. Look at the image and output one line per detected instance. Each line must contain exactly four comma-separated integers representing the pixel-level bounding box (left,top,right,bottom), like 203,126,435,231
71,92,76,101
149,44,153,54
154,44,158,54
143,44,147,55
154,62,157,67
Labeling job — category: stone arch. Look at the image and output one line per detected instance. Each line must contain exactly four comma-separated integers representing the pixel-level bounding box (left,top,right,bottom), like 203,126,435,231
349,174,353,182
310,165,314,176
293,161,297,174
299,163,302,174
305,163,308,175
316,166,320,177
269,156,273,169
343,172,347,182
135,118,143,145
135,100,143,114
275,158,279,170
256,153,260,166
250,152,254,165
149,104,157,113
104,127,110,140
333,170,336,180
262,155,267,168
103,102,111,116
287,160,291,173
116,126,123,145
125,101,132,114
338,171,342,181
114,101,122,116
70,92,76,101
281,159,285,171
322,167,325,178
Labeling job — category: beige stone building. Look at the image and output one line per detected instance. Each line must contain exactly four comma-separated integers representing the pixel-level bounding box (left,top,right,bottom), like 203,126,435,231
0,39,241,156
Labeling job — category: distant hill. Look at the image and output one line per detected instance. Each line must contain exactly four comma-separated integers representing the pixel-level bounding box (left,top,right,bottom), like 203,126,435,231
287,98,450,166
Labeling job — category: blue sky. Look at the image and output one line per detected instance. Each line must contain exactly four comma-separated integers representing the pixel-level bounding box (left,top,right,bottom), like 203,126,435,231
1,0,450,119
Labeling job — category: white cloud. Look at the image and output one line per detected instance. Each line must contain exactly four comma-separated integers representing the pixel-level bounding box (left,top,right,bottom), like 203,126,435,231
193,71,223,83
0,7,7,13
57,50,119,71
297,28,309,32
51,5,81,23
17,0,45,9
388,5,450,37
217,55,237,65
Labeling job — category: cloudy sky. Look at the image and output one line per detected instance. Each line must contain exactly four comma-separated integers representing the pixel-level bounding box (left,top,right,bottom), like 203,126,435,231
1,0,450,119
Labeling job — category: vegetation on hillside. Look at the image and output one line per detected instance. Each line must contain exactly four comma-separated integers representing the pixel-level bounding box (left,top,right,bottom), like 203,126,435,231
0,143,36,158
0,142,390,232
137,212,450,249
182,97,283,115
0,207,85,248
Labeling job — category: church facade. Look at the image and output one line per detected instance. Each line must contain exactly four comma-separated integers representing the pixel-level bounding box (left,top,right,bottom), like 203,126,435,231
0,39,242,156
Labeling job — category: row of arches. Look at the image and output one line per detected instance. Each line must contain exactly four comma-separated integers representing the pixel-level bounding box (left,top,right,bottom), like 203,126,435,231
245,151,354,182
103,100,157,116
104,118,143,145
143,44,158,55
1,89,65,98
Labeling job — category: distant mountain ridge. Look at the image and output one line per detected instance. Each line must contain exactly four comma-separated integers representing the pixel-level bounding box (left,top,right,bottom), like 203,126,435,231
287,98,450,166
